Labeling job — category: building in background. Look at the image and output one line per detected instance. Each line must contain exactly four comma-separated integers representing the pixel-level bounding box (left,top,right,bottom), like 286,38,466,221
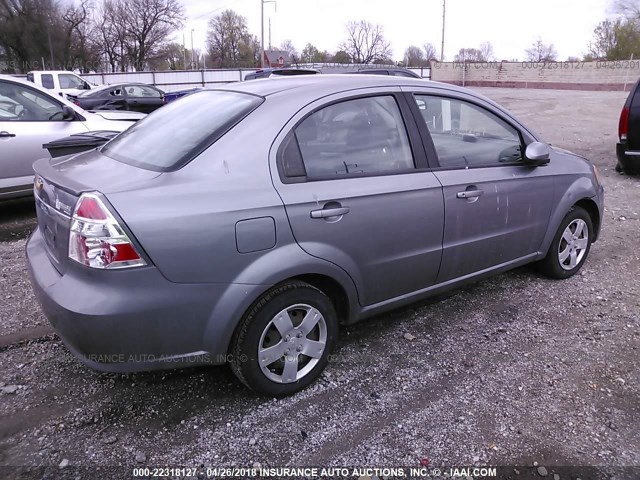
263,50,291,68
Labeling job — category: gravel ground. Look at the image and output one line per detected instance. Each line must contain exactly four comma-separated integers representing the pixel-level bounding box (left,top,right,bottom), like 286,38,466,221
0,88,638,480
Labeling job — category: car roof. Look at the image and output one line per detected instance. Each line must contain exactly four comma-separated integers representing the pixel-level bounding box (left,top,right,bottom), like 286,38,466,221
215,73,453,97
27,70,84,75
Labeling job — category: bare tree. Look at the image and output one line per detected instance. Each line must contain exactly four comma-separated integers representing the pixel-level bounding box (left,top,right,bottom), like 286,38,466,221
454,48,484,62
525,39,558,62
279,39,298,62
0,0,103,72
423,42,438,62
341,20,392,64
117,0,184,71
206,10,256,68
331,50,350,63
59,0,97,71
404,45,427,67
300,43,329,63
613,0,640,19
93,0,128,71
479,41,495,61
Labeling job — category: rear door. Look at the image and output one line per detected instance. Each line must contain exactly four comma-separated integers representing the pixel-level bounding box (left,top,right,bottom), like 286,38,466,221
0,79,88,192
271,89,445,307
405,89,555,282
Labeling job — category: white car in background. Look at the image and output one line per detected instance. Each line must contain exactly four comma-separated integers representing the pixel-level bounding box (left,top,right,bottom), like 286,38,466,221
27,70,99,98
0,75,144,200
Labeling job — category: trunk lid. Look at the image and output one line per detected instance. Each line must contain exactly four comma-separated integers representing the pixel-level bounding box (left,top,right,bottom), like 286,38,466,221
33,150,161,274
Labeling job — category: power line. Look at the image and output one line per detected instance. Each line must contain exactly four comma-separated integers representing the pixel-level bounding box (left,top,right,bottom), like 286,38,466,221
191,0,245,21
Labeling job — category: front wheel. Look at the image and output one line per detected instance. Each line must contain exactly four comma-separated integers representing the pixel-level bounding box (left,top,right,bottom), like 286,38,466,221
229,281,338,397
537,206,593,279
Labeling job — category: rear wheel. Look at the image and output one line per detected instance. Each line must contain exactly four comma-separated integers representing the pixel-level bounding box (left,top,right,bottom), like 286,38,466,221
537,206,593,279
229,281,338,397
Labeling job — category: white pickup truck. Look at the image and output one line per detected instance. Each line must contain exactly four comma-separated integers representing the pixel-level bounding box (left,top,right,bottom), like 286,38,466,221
26,71,98,98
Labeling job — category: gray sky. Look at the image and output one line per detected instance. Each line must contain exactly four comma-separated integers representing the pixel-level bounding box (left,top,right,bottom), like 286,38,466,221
180,0,614,62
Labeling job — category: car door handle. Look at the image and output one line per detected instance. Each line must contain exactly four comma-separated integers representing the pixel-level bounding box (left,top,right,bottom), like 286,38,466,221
310,207,350,218
456,190,484,199
0,131,16,138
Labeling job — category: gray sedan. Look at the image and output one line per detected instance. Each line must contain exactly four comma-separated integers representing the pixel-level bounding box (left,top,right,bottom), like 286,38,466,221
0,75,143,200
26,75,604,396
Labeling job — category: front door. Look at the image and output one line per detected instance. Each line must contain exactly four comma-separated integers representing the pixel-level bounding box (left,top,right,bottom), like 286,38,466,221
409,92,555,282
0,80,87,191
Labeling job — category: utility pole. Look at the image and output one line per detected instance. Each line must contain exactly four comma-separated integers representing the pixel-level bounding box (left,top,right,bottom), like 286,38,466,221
191,29,195,69
440,0,446,62
261,0,277,68
269,18,272,50
182,32,187,70
46,14,54,69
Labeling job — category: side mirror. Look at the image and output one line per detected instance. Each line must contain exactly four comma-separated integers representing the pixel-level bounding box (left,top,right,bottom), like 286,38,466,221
84,82,91,90
525,142,551,166
61,106,75,121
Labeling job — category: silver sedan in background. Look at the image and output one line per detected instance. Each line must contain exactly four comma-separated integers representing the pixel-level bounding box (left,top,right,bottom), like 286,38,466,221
26,75,604,396
0,75,143,200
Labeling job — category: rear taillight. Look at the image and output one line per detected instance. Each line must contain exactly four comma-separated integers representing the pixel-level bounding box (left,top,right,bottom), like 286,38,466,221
619,106,629,141
69,193,146,269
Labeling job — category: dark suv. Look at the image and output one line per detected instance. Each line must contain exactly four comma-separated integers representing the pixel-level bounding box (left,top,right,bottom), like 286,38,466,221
617,79,640,174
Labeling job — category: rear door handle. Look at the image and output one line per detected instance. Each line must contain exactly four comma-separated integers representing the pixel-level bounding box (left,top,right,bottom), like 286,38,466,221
0,131,16,138
310,207,350,218
456,190,484,199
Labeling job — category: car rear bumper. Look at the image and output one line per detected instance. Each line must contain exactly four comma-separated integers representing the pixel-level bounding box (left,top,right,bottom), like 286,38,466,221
26,227,256,373
617,142,640,172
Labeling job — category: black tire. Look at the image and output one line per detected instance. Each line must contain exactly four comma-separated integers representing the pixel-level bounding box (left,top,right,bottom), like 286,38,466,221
537,206,593,279
229,281,338,397
615,162,623,173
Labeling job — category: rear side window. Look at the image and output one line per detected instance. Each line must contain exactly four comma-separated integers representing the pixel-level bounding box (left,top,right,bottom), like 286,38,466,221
41,74,54,89
126,85,162,97
293,96,415,179
101,91,263,171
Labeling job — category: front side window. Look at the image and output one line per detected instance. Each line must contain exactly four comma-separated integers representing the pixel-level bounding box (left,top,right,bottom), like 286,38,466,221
414,95,523,168
0,81,64,121
102,90,262,171
294,96,414,179
59,74,84,89
41,74,54,89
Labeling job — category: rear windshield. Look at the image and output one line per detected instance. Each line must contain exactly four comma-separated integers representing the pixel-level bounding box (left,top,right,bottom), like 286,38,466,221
101,90,263,171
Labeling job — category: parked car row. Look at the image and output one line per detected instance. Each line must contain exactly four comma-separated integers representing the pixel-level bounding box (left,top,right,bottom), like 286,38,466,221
0,75,143,199
25,75,604,397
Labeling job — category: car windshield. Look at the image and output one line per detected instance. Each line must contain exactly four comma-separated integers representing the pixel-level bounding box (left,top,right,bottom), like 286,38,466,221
101,90,263,171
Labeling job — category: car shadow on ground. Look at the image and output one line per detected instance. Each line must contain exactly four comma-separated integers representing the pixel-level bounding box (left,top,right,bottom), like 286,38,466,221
0,196,36,242
59,267,537,431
